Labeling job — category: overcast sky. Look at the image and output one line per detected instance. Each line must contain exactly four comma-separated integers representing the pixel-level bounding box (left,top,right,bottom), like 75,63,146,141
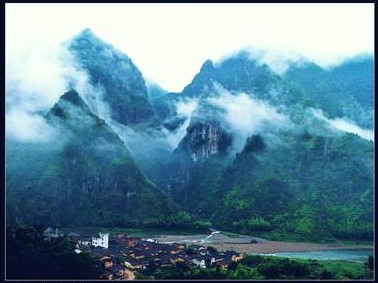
6,3,374,92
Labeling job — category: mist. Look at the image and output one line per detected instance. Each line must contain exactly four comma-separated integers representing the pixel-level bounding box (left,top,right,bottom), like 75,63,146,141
241,47,308,75
207,86,287,151
5,31,107,143
6,109,57,143
163,99,199,150
311,109,374,142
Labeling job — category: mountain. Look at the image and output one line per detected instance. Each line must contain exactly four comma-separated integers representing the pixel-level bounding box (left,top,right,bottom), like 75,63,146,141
283,56,374,128
67,29,160,129
159,52,374,241
6,31,373,243
6,90,173,227
66,29,178,193
193,130,373,241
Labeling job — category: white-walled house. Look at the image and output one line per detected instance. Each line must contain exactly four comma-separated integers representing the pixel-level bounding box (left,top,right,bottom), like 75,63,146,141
79,237,92,247
191,259,206,268
92,232,109,249
75,243,83,254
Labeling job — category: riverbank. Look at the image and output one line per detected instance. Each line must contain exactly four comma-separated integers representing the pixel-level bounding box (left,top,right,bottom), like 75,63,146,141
203,241,373,254
155,232,373,254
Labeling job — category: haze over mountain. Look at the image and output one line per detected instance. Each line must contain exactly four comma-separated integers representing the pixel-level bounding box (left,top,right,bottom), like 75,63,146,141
6,29,374,241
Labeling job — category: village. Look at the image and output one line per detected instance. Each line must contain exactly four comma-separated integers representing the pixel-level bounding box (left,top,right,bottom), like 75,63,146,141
44,228,245,280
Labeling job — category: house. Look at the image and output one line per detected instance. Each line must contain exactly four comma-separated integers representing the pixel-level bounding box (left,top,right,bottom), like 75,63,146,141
143,238,158,243
74,244,82,254
104,259,114,269
92,246,110,258
68,232,81,242
191,258,207,269
223,250,239,261
188,244,205,252
115,233,126,242
125,237,140,247
102,270,113,280
108,264,125,277
44,227,63,238
209,256,216,266
177,244,186,250
169,249,181,255
79,236,92,247
148,257,163,268
100,255,112,261
190,255,218,268
231,253,245,262
169,256,186,265
124,259,148,270
159,256,173,267
214,259,228,269
127,251,146,260
80,229,247,277
134,254,146,260
97,254,114,269
170,243,186,250
92,233,109,249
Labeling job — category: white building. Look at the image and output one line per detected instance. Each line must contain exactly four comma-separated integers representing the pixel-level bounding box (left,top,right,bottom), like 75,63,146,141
74,244,82,254
78,236,92,247
191,259,206,269
92,232,109,249
44,227,63,238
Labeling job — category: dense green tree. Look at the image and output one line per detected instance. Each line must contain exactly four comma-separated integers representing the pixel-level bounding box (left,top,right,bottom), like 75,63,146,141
6,225,103,279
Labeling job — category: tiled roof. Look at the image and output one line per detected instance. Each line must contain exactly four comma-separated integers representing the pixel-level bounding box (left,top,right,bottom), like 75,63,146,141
108,264,124,273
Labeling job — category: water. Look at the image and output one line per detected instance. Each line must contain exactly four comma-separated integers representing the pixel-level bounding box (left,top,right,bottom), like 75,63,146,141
266,249,373,261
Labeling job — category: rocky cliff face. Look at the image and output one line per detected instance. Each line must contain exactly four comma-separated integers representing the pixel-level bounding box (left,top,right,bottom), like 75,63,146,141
179,122,232,163
164,113,232,204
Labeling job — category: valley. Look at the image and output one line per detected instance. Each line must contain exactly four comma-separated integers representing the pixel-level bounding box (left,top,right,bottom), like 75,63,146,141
5,27,374,280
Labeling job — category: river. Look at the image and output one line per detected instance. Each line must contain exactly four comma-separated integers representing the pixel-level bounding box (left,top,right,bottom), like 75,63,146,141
155,230,373,262
253,249,374,261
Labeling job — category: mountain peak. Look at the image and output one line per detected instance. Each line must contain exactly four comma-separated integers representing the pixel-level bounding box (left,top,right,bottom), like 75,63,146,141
200,59,214,72
79,27,94,35
47,89,91,120
59,89,89,109
67,28,162,127
73,28,98,41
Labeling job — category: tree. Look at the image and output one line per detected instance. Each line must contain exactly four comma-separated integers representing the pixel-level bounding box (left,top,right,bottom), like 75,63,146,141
6,225,102,279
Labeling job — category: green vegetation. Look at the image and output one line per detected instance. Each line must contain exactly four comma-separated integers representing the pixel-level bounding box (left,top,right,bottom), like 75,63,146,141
6,32,373,250
283,56,373,128
173,130,373,242
6,225,103,279
162,53,373,243
6,90,173,228
136,255,373,280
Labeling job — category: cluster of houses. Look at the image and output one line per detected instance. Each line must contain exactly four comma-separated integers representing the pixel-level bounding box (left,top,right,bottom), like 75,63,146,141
68,231,245,280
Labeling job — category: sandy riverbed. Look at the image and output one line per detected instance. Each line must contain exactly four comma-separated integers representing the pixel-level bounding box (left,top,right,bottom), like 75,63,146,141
155,233,372,254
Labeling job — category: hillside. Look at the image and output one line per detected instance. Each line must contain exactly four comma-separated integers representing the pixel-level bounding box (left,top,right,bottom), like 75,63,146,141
6,30,374,243
6,90,173,227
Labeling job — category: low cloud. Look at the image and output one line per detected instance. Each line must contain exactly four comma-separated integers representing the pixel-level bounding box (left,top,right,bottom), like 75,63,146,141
176,99,199,118
208,87,286,132
5,30,103,143
163,99,199,150
6,109,57,143
311,109,374,141
254,50,308,75
217,48,308,75
207,85,287,151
